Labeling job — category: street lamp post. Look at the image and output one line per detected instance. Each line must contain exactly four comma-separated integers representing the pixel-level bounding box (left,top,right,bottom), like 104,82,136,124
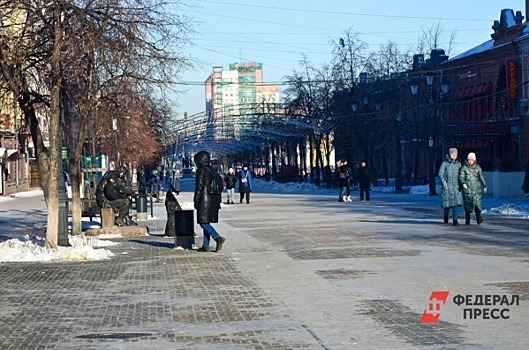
409,75,450,196
395,111,403,193
112,116,119,166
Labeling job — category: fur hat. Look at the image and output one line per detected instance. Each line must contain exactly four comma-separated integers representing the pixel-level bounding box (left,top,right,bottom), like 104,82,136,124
467,152,476,160
448,147,458,155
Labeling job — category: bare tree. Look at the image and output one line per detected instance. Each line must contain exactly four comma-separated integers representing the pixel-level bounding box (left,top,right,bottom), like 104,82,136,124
327,28,371,169
415,21,457,57
0,0,192,244
330,26,369,92
366,40,411,79
283,56,337,186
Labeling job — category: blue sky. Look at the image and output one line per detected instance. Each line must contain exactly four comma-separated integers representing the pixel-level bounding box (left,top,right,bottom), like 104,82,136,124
175,0,525,117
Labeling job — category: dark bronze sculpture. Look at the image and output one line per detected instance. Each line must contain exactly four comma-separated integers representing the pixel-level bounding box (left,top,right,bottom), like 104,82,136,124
96,166,137,226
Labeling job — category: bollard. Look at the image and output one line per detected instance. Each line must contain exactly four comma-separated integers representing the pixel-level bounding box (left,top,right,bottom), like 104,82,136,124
174,210,194,249
136,194,148,220
57,175,70,247
58,190,70,246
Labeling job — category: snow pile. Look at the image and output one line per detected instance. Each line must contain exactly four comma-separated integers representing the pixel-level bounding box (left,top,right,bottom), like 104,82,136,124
252,178,327,192
408,185,430,196
0,234,115,263
484,204,529,217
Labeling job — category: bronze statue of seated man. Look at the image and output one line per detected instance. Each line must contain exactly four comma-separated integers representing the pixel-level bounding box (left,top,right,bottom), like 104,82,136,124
96,166,137,226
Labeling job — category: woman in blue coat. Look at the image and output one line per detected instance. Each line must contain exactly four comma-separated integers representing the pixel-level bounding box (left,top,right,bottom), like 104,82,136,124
237,163,253,204
438,148,463,225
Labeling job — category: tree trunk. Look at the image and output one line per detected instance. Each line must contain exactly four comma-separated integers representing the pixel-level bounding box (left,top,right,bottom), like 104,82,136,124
309,134,316,185
395,127,403,193
45,81,61,248
45,7,66,248
413,143,420,186
63,91,90,236
69,159,83,235
382,147,389,185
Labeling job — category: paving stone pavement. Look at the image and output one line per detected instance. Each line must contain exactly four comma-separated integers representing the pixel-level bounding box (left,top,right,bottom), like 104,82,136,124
0,186,528,349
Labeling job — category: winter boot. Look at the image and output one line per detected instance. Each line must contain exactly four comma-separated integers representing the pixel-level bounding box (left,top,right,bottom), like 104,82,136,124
465,212,471,225
346,195,352,202
476,210,483,225
453,219,459,226
443,208,449,224
215,237,226,252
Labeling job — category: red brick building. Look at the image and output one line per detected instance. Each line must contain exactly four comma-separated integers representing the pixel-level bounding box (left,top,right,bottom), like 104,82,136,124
441,7,529,171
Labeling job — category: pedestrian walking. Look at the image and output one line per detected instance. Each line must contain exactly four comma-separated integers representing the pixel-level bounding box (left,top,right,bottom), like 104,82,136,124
193,150,226,252
237,163,253,204
358,161,371,201
438,147,463,225
336,159,352,202
224,167,237,204
137,167,148,194
459,152,488,225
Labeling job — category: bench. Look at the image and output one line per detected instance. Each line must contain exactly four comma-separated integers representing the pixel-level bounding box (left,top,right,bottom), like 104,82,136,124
68,199,116,228
68,198,100,220
81,198,100,221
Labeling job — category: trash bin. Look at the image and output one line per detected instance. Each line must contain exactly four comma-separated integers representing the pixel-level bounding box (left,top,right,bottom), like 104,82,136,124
174,210,194,249
136,194,148,220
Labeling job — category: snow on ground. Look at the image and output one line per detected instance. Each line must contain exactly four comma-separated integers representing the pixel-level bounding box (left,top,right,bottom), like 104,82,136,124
484,204,529,218
0,234,115,263
252,179,326,193
1,181,527,263
0,189,44,202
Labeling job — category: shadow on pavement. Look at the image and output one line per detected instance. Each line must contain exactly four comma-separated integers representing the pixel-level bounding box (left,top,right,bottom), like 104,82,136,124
128,239,175,249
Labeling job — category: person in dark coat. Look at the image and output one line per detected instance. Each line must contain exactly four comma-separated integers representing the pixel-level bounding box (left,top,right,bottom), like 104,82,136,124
193,150,225,252
336,159,351,202
237,163,253,204
438,147,463,225
224,167,237,204
137,167,148,194
459,152,487,225
357,161,371,201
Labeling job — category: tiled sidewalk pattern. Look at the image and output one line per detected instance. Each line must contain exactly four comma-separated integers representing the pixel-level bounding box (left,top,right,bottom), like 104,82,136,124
0,189,528,349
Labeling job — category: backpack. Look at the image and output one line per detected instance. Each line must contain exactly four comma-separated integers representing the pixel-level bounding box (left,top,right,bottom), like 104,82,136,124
208,172,222,195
